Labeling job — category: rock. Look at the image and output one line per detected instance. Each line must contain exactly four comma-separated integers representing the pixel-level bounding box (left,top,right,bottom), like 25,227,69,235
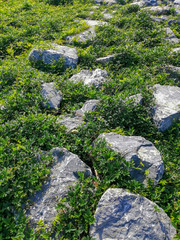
171,47,180,53
58,115,85,131
41,82,62,111
144,6,171,15
75,99,100,117
152,84,180,132
128,93,143,105
57,99,99,131
165,65,180,85
130,1,145,7
151,15,168,21
29,44,78,69
0,104,5,110
95,133,164,185
95,0,103,4
69,69,110,88
103,0,118,5
164,28,179,44
26,147,92,226
96,54,116,64
66,20,107,43
103,13,113,19
168,19,180,26
174,0,180,5
90,188,176,240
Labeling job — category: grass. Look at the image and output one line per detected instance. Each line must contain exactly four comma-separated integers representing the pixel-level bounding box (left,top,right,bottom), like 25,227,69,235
0,0,180,239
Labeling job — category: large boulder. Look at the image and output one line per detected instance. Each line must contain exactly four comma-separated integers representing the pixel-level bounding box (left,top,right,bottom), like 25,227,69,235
41,82,62,111
26,148,92,226
29,44,78,69
69,69,110,88
90,188,176,240
95,133,164,185
152,84,180,132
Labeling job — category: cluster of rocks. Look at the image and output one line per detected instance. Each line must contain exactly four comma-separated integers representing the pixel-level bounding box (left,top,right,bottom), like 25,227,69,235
26,0,180,237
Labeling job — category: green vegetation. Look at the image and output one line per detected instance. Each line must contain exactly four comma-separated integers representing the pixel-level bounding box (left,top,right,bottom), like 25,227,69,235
0,0,179,239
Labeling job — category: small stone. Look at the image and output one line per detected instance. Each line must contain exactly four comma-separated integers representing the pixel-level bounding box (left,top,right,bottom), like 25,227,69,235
58,115,84,131
103,0,118,5
95,133,164,185
151,15,168,21
26,147,92,227
164,28,179,44
69,69,110,88
96,54,116,64
90,188,176,240
128,93,143,105
29,44,78,69
75,99,100,117
103,13,113,19
152,84,180,132
41,82,62,111
172,47,180,53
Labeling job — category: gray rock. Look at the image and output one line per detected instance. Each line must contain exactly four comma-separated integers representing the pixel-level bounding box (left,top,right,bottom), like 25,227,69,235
164,28,179,44
58,115,85,131
128,93,143,105
168,19,180,26
69,69,110,88
151,15,168,21
66,20,107,43
27,147,92,226
103,13,113,19
143,6,171,15
96,133,164,185
152,84,180,132
171,47,180,53
95,0,103,4
75,99,100,117
0,104,5,110
103,0,118,5
96,54,116,64
90,188,176,240
130,1,145,7
41,82,62,111
29,44,78,69
174,0,180,5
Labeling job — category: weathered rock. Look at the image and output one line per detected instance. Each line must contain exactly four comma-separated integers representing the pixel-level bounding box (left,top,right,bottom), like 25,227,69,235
58,115,85,131
174,0,180,5
130,1,145,7
152,84,180,132
103,13,113,19
144,6,171,15
90,188,176,240
128,93,143,105
151,15,168,21
96,54,116,64
96,133,164,185
75,99,100,117
66,20,107,43
69,69,110,88
29,44,78,69
165,65,180,85
103,0,118,5
41,82,62,111
172,47,180,53
164,28,179,44
27,147,92,226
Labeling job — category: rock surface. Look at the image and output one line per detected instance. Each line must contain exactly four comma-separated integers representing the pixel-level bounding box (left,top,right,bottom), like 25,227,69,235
66,20,107,43
90,188,176,240
152,84,180,132
96,54,116,64
128,93,143,105
96,133,164,185
75,99,100,117
172,47,180,53
27,147,92,226
144,6,171,14
69,69,110,88
41,82,62,111
29,44,78,69
164,28,179,44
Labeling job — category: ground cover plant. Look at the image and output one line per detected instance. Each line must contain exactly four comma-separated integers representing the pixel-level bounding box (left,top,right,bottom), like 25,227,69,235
0,0,180,239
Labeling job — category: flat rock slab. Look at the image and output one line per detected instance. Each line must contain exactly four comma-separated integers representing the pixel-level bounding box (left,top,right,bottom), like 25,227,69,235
96,133,164,185
69,69,110,88
75,99,99,117
152,84,180,132
29,44,78,69
27,147,92,226
41,82,62,111
66,20,107,43
164,28,179,44
90,188,176,240
143,6,171,15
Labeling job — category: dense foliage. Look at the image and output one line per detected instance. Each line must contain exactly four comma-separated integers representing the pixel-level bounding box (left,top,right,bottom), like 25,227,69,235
0,0,179,239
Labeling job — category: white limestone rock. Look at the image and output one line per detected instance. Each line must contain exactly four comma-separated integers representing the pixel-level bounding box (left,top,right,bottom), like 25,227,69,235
75,99,100,117
152,84,180,132
27,148,92,227
41,82,62,111
90,188,176,240
95,133,164,185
